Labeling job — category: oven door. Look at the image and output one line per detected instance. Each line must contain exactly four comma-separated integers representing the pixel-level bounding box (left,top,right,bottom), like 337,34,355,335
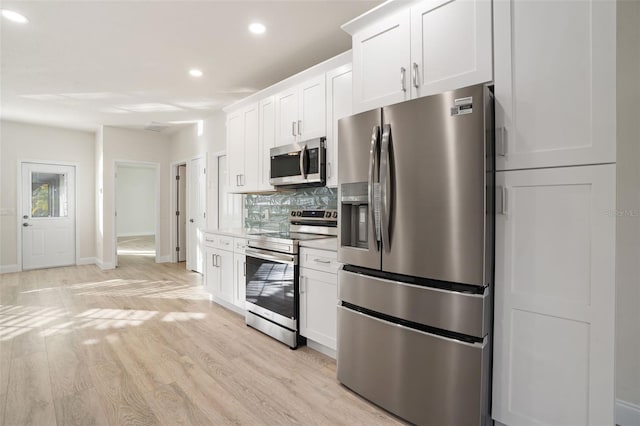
245,248,299,331
270,139,325,187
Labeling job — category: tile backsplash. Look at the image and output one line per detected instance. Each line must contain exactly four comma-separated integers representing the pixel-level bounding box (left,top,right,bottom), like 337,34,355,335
244,187,338,232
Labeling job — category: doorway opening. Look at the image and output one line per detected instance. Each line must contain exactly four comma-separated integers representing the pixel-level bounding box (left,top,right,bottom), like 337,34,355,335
114,162,159,265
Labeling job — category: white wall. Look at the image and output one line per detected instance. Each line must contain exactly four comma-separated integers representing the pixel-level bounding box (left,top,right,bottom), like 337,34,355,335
97,126,170,268
0,120,96,271
116,165,156,237
616,0,640,412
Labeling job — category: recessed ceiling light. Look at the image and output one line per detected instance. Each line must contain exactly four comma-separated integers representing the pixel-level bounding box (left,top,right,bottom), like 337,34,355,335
249,22,266,35
1,9,28,24
189,69,203,78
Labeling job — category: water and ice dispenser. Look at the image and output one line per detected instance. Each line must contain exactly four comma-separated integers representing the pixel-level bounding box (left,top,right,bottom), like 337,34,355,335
340,182,380,249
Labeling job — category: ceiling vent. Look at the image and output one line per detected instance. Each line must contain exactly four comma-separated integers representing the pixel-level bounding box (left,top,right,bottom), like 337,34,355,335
144,121,170,132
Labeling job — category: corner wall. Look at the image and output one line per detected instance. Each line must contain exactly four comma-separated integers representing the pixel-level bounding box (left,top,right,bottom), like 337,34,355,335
0,120,96,271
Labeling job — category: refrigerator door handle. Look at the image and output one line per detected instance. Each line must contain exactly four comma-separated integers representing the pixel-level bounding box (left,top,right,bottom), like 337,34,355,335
368,125,381,248
299,144,307,179
380,124,391,251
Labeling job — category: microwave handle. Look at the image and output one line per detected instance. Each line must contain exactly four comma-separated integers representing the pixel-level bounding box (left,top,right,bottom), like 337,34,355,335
299,144,307,179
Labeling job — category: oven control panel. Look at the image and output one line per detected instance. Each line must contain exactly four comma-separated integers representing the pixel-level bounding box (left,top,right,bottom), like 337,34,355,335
289,209,338,222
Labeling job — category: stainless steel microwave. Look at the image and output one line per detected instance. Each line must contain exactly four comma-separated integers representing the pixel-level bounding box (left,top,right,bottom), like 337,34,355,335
269,138,326,188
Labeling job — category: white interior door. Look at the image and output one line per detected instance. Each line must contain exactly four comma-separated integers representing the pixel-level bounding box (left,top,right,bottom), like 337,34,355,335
187,157,206,273
177,164,187,262
21,162,76,270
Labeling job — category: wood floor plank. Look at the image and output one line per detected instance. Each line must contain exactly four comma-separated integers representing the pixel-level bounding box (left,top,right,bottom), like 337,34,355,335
45,331,93,397
143,382,213,426
53,387,109,426
4,351,56,426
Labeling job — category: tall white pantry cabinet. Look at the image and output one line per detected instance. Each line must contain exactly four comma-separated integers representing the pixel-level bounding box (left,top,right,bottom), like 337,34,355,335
343,0,618,425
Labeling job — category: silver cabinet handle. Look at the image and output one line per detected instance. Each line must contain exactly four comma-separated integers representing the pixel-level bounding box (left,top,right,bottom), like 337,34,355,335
400,67,406,92
412,63,419,88
327,162,331,179
212,253,216,267
497,127,508,156
205,238,214,243
244,261,246,277
236,175,240,186
498,186,509,215
313,258,331,264
297,120,302,136
368,125,381,248
299,144,307,179
300,276,305,294
292,121,296,137
380,124,392,251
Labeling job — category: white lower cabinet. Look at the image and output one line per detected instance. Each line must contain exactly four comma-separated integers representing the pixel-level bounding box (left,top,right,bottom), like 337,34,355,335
204,233,249,313
492,164,616,426
299,247,339,352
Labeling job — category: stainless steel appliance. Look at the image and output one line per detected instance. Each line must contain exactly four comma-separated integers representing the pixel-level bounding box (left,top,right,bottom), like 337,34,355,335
337,84,494,426
269,138,326,188
245,209,337,348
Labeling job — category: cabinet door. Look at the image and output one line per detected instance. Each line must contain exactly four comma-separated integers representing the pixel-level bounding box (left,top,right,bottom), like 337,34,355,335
299,269,338,350
259,96,276,191
298,75,326,141
218,249,234,304
205,247,219,297
410,0,492,99
326,64,353,187
492,164,615,426
226,111,244,191
352,9,411,113
242,103,260,191
274,87,299,146
493,0,616,170
233,253,246,309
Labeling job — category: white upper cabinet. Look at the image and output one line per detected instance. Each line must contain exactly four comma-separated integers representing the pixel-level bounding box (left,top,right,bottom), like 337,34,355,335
275,76,327,145
259,96,276,191
326,64,353,187
492,164,615,426
493,0,616,170
226,110,243,192
275,87,299,146
352,9,411,113
410,0,492,99
347,0,492,113
226,103,260,193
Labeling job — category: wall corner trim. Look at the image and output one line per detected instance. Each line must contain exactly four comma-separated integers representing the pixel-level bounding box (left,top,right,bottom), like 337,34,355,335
617,399,640,426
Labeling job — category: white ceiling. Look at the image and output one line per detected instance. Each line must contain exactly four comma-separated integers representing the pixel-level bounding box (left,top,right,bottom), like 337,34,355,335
0,0,380,132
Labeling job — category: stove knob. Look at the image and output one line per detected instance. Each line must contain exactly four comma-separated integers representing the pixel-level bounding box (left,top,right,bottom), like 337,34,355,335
291,211,296,217
325,211,331,218
332,212,338,219
296,211,302,217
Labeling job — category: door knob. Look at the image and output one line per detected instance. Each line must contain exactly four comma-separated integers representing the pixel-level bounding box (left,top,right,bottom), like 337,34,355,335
23,215,28,219
189,219,194,223
22,223,30,227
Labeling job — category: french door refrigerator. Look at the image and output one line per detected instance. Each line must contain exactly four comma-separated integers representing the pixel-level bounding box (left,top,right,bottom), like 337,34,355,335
337,84,494,426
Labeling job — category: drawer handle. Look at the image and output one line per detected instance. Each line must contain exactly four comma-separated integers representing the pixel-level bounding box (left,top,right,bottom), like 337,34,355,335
313,258,331,264
223,241,230,246
205,238,214,242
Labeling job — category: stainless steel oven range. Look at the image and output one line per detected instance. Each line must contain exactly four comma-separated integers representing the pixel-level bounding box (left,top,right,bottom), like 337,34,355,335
245,209,338,349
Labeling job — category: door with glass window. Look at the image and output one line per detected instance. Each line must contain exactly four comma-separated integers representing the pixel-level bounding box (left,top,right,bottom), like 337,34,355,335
21,163,76,270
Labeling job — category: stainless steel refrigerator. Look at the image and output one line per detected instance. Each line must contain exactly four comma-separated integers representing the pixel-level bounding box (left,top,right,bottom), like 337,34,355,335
337,84,494,426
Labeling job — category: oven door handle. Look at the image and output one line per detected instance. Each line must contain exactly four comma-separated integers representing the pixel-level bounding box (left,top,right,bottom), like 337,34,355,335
245,248,296,265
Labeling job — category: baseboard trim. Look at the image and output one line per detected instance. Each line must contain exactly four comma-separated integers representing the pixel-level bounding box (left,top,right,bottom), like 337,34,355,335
156,255,171,263
77,257,96,266
617,399,640,426
0,264,20,274
307,339,336,359
95,259,115,270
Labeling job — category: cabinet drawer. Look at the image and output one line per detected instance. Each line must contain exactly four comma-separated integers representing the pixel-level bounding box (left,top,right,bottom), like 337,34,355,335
203,233,217,248
234,238,250,254
300,248,339,273
216,235,234,250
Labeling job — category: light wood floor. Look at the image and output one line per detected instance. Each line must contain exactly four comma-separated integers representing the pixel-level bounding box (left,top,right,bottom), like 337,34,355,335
117,235,156,257
0,254,403,425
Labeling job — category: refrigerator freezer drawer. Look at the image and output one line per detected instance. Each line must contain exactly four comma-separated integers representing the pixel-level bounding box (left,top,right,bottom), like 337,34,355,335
339,269,489,338
337,306,490,426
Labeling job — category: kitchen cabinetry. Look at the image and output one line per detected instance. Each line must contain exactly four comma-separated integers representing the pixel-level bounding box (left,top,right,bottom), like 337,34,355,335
492,164,615,426
204,232,249,314
258,96,276,191
493,0,615,170
347,0,492,113
325,64,353,187
275,75,326,146
227,103,260,192
299,247,339,352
